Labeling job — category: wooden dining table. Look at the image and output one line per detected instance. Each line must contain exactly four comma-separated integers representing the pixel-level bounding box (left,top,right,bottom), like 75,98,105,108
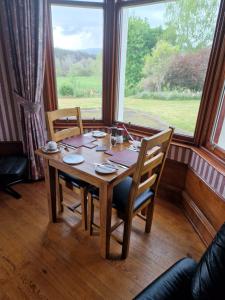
36,133,137,259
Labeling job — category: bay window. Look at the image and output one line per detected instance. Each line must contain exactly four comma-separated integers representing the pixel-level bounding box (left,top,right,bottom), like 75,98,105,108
45,0,225,155
116,0,221,137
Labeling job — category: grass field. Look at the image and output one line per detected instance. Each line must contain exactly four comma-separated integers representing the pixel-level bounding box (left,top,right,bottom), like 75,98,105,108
56,75,200,135
57,76,102,97
58,97,200,136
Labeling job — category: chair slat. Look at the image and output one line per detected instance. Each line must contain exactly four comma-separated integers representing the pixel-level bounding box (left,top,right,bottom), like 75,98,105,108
53,127,81,142
145,146,161,160
46,107,83,142
137,174,157,196
145,129,172,150
47,108,79,121
141,152,164,175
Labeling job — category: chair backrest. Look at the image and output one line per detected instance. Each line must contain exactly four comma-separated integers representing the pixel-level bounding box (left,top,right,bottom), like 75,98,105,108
46,107,83,142
128,127,174,212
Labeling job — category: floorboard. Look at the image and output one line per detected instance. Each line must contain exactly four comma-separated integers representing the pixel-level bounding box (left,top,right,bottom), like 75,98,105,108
0,182,205,300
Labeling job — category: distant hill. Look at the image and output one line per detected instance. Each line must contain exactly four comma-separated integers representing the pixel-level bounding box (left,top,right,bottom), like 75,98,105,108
54,48,102,77
54,48,96,63
82,48,102,56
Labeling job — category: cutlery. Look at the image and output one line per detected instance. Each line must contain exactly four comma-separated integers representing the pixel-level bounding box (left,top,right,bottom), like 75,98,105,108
94,163,118,170
105,159,128,169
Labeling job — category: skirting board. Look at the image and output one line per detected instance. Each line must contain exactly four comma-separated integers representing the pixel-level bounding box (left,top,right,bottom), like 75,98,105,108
182,191,216,246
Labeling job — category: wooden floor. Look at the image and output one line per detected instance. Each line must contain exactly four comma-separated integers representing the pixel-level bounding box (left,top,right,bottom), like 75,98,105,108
0,181,205,300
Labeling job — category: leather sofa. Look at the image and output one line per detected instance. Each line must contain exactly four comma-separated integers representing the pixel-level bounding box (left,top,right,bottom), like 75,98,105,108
0,142,27,199
134,222,225,300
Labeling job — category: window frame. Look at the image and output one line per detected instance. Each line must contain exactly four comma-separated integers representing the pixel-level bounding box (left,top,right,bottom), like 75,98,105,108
45,0,116,127
113,0,224,144
44,0,225,152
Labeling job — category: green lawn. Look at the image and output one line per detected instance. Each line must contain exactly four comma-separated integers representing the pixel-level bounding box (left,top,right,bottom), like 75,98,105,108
58,97,200,136
57,76,102,97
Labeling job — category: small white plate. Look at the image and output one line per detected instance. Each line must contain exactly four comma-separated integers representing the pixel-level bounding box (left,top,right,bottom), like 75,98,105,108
95,164,117,174
92,131,106,138
42,146,60,154
63,154,84,165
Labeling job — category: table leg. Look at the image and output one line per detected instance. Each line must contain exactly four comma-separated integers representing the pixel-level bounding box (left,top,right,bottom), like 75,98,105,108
43,159,57,223
99,182,113,259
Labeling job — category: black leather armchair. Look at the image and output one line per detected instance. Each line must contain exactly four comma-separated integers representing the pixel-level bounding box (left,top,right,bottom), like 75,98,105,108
134,222,225,300
0,142,27,199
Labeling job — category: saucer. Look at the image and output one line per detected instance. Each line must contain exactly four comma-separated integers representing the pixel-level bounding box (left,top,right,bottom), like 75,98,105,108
42,146,60,154
92,131,107,138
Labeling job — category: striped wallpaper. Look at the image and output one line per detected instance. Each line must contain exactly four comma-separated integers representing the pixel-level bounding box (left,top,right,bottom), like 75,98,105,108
84,128,225,201
190,151,225,200
166,143,225,201
131,133,225,201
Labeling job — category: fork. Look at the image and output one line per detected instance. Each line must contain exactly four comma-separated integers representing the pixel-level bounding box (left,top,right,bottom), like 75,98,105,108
105,159,128,169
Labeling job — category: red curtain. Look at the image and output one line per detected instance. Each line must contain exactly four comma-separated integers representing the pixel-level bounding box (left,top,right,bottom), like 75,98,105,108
0,0,47,180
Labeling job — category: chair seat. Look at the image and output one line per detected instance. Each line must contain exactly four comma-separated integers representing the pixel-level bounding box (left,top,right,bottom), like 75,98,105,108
59,171,88,189
89,176,154,215
0,156,27,184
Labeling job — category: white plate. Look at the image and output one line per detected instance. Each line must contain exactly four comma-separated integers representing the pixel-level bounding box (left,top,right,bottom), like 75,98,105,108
63,154,84,165
42,146,60,154
92,131,106,138
95,164,117,174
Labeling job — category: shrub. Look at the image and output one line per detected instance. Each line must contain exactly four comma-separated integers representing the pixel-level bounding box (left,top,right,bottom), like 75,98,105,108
165,48,210,91
136,90,201,100
59,84,74,96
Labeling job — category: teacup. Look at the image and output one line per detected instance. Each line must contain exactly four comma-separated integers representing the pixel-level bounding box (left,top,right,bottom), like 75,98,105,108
47,141,57,151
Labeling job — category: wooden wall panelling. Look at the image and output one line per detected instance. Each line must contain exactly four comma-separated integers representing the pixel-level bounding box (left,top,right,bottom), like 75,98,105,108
184,169,225,232
159,159,187,203
182,190,216,246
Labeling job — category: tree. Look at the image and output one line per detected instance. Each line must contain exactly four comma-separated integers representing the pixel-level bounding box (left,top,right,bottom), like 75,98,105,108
141,40,179,92
69,58,95,77
165,0,220,51
165,48,210,91
125,17,162,91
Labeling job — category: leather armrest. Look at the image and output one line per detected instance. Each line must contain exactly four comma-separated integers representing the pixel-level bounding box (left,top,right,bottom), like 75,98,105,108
134,258,197,300
0,141,23,156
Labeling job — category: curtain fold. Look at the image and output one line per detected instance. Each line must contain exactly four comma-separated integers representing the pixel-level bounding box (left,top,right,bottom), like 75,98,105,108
0,0,47,180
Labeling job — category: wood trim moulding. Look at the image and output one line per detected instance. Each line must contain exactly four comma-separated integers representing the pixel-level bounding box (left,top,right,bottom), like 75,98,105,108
182,191,216,246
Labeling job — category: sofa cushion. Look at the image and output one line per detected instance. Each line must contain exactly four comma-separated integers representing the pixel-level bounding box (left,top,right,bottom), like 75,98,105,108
135,258,197,300
0,156,27,184
191,222,225,300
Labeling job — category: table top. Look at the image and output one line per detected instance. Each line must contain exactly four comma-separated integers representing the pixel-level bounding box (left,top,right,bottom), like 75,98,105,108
36,134,136,187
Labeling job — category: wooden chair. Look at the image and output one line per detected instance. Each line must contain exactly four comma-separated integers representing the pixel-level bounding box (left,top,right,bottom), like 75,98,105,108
88,127,174,258
46,107,88,229
46,107,83,142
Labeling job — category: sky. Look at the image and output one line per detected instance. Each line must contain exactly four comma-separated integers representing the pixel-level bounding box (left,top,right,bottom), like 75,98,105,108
51,3,167,51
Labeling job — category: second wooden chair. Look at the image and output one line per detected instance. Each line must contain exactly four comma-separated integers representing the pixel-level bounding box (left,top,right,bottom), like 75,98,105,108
88,127,174,258
46,107,89,229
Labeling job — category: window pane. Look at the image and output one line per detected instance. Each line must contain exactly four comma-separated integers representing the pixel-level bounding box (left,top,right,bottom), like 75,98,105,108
51,5,103,119
117,1,220,136
211,81,225,150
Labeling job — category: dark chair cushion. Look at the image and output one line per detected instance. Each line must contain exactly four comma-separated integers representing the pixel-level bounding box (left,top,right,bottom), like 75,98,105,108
0,156,27,184
59,171,88,189
88,176,154,215
113,176,154,214
134,258,197,300
191,222,225,300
